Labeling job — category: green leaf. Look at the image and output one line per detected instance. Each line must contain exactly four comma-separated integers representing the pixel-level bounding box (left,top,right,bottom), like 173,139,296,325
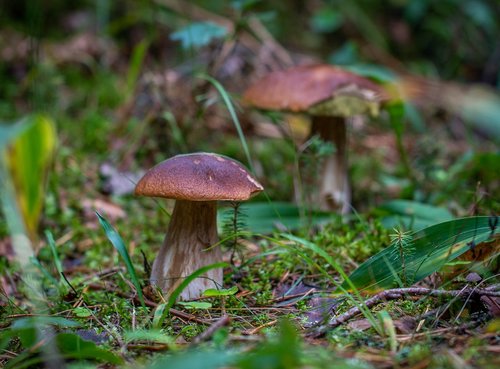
344,63,397,82
4,114,56,241
124,329,174,345
73,306,92,317
56,333,122,364
148,349,238,369
310,7,343,33
171,22,228,49
377,199,453,231
219,202,331,234
202,286,238,297
10,316,80,349
237,319,301,369
11,316,80,329
177,301,213,309
152,303,167,328
96,212,145,307
342,216,499,292
328,41,358,65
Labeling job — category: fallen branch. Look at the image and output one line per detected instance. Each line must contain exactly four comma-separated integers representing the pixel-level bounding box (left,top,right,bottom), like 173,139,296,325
310,285,500,337
192,315,231,344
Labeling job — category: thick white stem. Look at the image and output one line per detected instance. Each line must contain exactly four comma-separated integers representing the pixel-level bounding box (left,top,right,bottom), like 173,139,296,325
310,116,351,213
150,200,222,300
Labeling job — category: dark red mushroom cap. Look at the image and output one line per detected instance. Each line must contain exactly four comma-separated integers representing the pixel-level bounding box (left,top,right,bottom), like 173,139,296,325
243,64,387,114
135,153,263,201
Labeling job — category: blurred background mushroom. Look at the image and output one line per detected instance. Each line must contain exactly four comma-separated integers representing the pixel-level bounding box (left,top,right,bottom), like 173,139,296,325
243,64,387,213
135,152,263,300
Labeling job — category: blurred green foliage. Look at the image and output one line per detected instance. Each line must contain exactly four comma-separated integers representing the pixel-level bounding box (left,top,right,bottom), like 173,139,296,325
0,1,499,368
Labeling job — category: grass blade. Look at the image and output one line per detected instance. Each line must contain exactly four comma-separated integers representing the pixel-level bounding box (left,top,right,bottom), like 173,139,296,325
45,230,63,281
96,212,145,307
154,262,229,328
197,74,254,173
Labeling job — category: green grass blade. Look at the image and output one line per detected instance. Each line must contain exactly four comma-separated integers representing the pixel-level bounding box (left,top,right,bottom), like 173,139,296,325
96,212,145,307
45,230,63,281
126,39,149,97
154,262,229,328
282,234,383,335
342,216,499,292
197,74,254,173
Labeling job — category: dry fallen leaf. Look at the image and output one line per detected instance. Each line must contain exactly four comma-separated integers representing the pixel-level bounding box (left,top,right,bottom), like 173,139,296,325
82,198,126,221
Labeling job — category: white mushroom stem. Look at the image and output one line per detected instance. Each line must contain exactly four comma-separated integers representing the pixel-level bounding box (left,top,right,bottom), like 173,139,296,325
150,200,222,300
310,116,351,214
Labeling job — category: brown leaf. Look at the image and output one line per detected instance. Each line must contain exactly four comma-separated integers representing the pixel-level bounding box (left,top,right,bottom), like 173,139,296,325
481,296,500,317
82,198,126,221
0,238,15,261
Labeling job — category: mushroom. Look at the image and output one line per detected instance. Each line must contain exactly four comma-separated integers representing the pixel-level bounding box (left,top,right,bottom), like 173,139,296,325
135,152,263,300
243,64,387,213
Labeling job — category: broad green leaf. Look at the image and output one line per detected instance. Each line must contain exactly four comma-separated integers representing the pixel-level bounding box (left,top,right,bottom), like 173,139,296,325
96,212,145,307
177,301,213,309
171,22,227,49
149,349,238,369
2,330,121,369
377,199,453,231
4,115,56,241
124,329,174,345
219,202,331,234
202,286,238,297
10,316,80,349
342,216,499,292
0,122,31,148
56,333,122,364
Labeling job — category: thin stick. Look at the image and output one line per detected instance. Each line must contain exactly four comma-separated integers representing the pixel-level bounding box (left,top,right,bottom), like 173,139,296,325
310,286,500,337
192,315,231,344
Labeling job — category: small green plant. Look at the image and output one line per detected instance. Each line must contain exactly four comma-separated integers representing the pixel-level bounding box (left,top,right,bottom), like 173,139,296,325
389,228,415,286
220,202,248,264
344,216,499,292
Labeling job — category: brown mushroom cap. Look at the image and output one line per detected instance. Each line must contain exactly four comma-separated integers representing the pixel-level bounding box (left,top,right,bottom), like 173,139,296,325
135,153,263,201
243,64,387,115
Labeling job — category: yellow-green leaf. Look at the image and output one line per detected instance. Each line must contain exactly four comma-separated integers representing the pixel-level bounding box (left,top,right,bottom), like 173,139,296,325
5,115,56,242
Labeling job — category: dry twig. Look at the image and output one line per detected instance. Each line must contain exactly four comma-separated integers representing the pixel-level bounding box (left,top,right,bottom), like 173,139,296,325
192,314,231,344
310,285,500,337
